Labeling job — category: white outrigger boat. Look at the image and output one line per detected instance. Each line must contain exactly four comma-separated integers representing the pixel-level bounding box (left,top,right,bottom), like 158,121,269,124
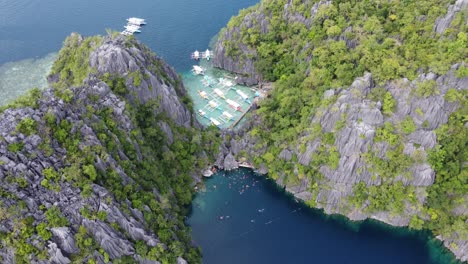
219,78,235,87
204,49,213,60
208,100,222,111
236,89,251,104
210,117,221,127
192,65,205,75
124,25,141,33
121,30,133,36
197,90,208,100
213,88,226,99
198,109,208,118
127,17,146,25
222,111,234,120
226,99,242,112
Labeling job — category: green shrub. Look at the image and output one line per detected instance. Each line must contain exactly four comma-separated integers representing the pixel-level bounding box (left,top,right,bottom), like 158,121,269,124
83,165,97,182
444,88,461,103
16,117,37,136
36,223,52,240
382,92,396,115
415,80,439,98
45,206,69,227
400,116,416,134
7,142,24,152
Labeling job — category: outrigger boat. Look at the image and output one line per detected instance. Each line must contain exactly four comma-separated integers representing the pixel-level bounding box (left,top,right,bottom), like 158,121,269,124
222,111,234,120
203,76,216,87
127,17,146,25
210,117,221,127
208,100,222,110
197,90,208,100
191,50,200,60
201,79,210,87
226,99,242,112
219,78,235,87
192,65,205,75
213,88,226,99
205,49,213,60
236,89,251,104
124,25,141,33
198,109,208,118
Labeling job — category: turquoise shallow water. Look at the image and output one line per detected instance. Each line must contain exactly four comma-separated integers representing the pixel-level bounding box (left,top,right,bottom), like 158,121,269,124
182,62,256,128
0,0,462,263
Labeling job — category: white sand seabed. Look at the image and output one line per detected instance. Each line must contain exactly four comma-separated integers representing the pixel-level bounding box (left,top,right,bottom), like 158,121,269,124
0,52,57,106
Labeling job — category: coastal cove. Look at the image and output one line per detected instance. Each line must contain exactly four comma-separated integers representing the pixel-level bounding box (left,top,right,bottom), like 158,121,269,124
189,169,459,264
0,0,466,263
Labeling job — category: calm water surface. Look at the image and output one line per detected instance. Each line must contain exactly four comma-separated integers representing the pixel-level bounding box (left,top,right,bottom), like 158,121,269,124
188,169,457,264
0,1,459,263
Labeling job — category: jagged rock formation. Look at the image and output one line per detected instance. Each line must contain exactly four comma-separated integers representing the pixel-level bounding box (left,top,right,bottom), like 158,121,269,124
88,36,193,128
213,0,468,261
434,0,468,33
217,67,468,260
213,5,265,86
0,34,205,263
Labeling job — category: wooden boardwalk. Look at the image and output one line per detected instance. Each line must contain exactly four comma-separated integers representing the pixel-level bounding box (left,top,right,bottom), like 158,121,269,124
229,104,252,129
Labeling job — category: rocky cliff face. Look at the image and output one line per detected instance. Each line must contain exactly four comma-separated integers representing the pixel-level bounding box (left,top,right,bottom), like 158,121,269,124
214,0,468,261
213,0,331,85
88,36,194,128
0,34,204,263
217,67,468,261
212,5,265,86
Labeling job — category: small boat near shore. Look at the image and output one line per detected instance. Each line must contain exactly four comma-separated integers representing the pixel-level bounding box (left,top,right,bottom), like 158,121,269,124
214,88,226,99
226,99,242,112
210,117,221,127
198,109,208,118
192,65,205,75
236,89,251,104
124,25,141,33
198,90,208,100
127,17,146,25
222,111,234,120
219,78,235,87
208,100,221,110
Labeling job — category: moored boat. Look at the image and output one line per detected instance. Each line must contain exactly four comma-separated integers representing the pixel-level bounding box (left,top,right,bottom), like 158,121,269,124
226,99,242,112
124,25,141,33
198,109,207,117
210,117,221,127
208,100,220,109
236,89,251,104
213,88,226,99
192,65,205,75
127,17,146,25
197,90,208,100
222,111,234,120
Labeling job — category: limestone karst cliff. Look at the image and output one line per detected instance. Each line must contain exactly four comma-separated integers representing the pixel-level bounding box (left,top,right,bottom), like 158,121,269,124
213,0,468,261
0,33,217,263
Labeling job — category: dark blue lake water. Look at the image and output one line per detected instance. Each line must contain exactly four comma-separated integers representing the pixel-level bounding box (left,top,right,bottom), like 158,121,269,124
0,1,459,263
188,169,457,264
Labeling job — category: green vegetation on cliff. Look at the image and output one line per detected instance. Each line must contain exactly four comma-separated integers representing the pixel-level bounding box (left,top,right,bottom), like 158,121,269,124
219,0,467,259
0,34,220,263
